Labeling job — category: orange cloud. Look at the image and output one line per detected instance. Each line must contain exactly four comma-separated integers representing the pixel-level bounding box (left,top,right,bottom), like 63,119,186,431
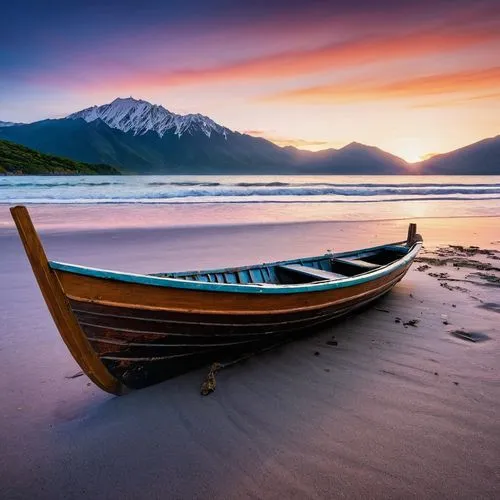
420,153,439,161
264,66,500,104
111,24,500,91
243,130,331,150
412,91,500,108
268,138,331,149
242,130,266,136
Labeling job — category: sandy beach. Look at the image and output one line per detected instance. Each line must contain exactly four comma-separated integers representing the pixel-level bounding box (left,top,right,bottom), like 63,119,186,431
0,209,499,499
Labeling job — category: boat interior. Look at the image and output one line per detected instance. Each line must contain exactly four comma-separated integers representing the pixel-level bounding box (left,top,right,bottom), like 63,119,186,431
152,243,410,286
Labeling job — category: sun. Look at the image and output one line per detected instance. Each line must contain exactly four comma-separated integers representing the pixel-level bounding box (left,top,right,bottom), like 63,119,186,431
393,137,427,163
403,151,425,163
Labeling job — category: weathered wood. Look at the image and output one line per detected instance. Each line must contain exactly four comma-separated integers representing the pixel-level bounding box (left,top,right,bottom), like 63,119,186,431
407,223,417,245
278,264,346,281
9,206,124,395
66,270,406,387
70,273,403,344
333,258,379,270
55,264,411,315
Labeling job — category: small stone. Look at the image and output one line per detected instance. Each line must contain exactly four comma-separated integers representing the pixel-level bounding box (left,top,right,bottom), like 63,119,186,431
324,368,330,372
453,381,459,386
434,372,439,376
314,351,320,356
326,340,338,346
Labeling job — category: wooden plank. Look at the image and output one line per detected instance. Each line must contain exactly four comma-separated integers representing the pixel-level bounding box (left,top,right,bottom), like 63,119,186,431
83,278,400,388
250,268,264,283
76,278,399,343
49,239,422,295
69,272,403,331
407,223,417,245
9,206,124,395
56,264,411,315
278,263,346,281
333,258,379,270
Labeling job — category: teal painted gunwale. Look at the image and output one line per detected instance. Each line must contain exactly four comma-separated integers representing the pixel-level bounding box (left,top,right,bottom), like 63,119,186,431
48,241,421,295
160,242,409,278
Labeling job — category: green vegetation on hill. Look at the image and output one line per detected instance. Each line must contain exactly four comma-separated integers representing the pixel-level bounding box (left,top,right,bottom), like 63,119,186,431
0,139,120,175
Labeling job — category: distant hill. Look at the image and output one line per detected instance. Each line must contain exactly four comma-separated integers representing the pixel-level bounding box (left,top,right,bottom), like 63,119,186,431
0,139,120,175
297,142,408,174
419,136,500,175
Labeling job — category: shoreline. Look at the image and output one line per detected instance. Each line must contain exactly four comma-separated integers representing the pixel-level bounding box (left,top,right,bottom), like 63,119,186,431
1,202,499,235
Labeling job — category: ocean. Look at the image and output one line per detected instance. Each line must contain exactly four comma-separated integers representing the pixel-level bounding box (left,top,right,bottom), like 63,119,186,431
1,175,499,230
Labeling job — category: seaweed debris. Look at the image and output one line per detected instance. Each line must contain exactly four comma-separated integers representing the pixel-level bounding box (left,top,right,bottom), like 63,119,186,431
467,272,500,285
416,264,431,272
403,319,420,327
200,362,222,396
449,330,490,343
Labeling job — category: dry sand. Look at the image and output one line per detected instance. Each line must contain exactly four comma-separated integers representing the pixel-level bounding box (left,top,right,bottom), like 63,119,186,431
0,215,499,499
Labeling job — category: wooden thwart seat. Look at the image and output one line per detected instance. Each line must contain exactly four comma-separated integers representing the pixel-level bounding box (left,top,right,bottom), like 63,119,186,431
332,258,379,270
278,264,346,281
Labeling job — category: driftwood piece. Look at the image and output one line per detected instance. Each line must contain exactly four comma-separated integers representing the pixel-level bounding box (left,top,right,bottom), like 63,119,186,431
200,363,222,395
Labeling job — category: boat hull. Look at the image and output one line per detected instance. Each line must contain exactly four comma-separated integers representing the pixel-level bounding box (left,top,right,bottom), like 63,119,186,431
57,263,410,388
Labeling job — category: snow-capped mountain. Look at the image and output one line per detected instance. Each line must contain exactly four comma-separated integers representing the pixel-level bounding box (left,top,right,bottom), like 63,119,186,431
67,97,228,139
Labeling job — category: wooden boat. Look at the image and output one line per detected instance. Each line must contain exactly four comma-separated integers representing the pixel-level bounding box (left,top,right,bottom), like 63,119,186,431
11,206,422,395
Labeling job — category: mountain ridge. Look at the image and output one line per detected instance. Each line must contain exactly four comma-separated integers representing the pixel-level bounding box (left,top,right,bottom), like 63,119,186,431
68,97,229,139
0,97,498,174
415,135,500,175
0,121,21,127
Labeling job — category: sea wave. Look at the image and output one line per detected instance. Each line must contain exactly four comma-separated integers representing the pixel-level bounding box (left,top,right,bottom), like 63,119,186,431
4,179,500,190
3,195,500,205
147,181,221,187
2,176,500,205
235,182,291,187
2,185,500,200
156,186,500,197
0,181,124,188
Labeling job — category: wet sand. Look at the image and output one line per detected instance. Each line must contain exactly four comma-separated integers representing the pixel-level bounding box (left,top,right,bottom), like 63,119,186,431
0,215,499,499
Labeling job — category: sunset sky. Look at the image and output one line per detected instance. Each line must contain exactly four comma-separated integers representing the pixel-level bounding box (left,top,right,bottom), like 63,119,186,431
1,0,499,162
